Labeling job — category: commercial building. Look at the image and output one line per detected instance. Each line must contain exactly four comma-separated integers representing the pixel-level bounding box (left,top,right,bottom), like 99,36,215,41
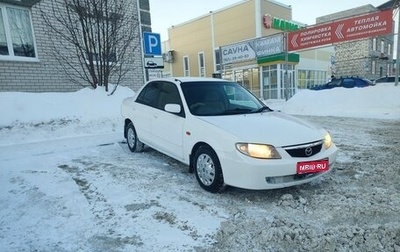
160,0,394,99
317,4,394,80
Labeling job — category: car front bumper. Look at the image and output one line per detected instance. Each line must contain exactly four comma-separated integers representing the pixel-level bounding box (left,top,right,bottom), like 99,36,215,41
218,144,338,190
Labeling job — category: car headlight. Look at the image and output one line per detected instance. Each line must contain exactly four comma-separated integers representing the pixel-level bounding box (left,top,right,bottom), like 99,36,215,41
324,133,333,149
236,143,281,159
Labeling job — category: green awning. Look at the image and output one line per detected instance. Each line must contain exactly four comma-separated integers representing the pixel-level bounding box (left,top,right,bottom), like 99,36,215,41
257,53,299,64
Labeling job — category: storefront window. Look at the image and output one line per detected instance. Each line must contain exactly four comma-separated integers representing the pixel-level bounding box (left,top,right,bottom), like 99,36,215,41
251,68,260,97
240,68,260,97
262,65,278,99
298,70,307,89
223,68,260,98
298,69,327,89
222,70,233,81
234,70,243,86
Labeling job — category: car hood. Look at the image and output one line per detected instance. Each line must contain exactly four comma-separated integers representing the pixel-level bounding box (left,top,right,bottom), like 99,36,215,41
197,111,325,147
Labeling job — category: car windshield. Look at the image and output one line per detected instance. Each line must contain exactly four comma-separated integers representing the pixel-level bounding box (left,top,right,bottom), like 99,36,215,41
181,81,269,116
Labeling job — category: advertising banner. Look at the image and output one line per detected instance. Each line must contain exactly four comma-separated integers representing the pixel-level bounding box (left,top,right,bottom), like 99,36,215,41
220,33,285,64
288,9,393,51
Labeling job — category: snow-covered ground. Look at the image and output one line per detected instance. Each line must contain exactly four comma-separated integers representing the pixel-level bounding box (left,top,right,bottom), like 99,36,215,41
0,83,399,251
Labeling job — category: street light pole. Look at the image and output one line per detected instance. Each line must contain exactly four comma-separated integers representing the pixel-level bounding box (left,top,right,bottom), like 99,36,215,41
396,0,400,86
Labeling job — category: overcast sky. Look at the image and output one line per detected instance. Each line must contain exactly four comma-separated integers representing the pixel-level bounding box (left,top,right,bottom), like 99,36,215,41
149,0,391,40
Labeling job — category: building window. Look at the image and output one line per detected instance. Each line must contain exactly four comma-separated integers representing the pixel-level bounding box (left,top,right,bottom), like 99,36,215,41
372,38,377,51
381,39,385,53
388,43,391,55
183,55,190,76
198,52,205,77
214,49,221,72
0,5,36,59
372,60,376,75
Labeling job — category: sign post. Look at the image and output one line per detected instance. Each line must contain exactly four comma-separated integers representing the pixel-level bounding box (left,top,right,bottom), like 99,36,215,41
284,32,289,101
396,6,400,86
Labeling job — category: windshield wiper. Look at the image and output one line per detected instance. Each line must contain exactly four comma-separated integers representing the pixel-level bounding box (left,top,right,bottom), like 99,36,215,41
254,106,273,113
224,108,253,115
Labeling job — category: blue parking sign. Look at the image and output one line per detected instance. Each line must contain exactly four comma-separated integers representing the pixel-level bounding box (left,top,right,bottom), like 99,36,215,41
143,32,161,56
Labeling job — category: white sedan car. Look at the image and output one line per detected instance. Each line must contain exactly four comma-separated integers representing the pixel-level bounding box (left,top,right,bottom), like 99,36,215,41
121,77,338,193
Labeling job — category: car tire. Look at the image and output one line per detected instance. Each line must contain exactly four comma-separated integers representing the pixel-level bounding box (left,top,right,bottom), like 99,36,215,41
126,122,144,152
194,145,224,193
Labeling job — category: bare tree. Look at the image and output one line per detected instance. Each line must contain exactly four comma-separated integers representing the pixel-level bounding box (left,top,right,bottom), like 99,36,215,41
40,0,140,92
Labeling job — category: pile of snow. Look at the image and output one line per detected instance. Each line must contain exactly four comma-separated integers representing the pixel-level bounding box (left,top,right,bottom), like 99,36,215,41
0,85,135,126
0,83,399,146
0,86,135,146
268,84,400,120
1,83,399,127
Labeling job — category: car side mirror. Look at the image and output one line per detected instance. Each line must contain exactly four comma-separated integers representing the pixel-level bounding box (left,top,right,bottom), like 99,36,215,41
165,104,181,114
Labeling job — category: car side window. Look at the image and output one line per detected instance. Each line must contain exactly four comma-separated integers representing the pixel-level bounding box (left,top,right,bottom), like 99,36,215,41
157,82,185,117
136,82,160,107
157,82,178,108
136,81,185,117
342,79,355,88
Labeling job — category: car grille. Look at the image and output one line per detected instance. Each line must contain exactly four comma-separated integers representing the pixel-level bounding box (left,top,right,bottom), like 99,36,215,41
283,140,323,158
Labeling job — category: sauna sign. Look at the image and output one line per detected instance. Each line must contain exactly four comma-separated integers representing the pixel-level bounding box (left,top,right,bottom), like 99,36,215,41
221,41,256,64
221,33,284,64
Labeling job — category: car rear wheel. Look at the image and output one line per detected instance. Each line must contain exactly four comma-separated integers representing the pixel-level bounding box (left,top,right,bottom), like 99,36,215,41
126,122,144,152
194,145,224,193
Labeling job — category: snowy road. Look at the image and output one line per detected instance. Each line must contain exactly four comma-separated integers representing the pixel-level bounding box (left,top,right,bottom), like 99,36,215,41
1,116,399,251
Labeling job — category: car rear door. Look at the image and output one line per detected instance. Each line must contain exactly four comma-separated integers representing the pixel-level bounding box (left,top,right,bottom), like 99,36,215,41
150,81,185,161
134,82,161,146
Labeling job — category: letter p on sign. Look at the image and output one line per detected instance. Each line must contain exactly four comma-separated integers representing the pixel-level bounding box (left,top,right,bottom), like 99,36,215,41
143,32,162,56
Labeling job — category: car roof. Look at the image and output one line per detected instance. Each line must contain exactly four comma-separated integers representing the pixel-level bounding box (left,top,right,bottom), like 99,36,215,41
148,77,230,83
339,76,372,82
339,76,365,79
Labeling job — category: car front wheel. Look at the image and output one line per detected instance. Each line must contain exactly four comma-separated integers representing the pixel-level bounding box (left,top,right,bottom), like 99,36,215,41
194,145,224,193
126,122,144,152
